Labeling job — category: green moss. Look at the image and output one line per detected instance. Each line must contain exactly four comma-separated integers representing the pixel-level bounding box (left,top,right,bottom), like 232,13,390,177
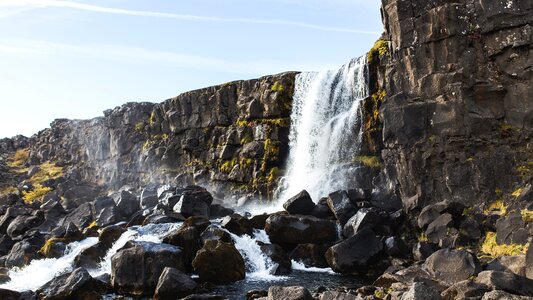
271,81,284,92
368,39,389,64
354,155,382,168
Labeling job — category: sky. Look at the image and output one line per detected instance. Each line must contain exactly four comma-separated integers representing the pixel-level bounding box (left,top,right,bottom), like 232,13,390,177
0,0,383,138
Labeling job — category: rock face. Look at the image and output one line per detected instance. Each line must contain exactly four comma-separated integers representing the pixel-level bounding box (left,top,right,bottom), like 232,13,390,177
366,0,533,211
20,72,297,199
111,241,185,296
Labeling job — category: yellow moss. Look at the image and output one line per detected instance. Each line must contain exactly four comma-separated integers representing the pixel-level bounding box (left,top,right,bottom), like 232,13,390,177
8,149,29,168
236,118,290,128
23,185,52,203
271,81,283,92
134,122,144,131
149,111,156,125
521,210,533,223
368,39,389,64
374,289,387,299
0,186,18,196
29,162,63,185
354,155,382,168
495,188,503,197
512,188,524,198
240,136,253,145
481,232,529,257
264,139,280,159
268,167,281,185
467,156,474,162
39,238,65,256
240,158,253,168
220,158,238,173
87,220,98,229
484,200,507,216
371,89,387,104
418,233,429,242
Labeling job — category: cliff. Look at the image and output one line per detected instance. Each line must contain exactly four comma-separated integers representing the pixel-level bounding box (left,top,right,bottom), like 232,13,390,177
363,0,533,212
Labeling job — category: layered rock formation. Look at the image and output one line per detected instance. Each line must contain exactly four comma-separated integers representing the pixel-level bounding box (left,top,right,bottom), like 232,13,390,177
363,0,533,212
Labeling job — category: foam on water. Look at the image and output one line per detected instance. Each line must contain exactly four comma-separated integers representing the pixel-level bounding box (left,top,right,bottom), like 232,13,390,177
0,237,98,292
291,260,337,274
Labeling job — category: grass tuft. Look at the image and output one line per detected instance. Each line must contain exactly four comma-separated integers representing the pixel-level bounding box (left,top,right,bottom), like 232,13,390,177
23,185,52,203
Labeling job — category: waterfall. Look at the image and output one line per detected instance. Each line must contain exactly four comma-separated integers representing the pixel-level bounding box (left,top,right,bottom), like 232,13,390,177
277,56,369,202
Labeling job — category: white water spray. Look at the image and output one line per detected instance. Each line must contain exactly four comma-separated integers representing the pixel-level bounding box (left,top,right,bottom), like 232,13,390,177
278,56,368,202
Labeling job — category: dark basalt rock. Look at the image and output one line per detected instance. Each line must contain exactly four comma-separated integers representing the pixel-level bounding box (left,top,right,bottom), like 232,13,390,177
221,213,253,236
173,186,213,218
99,225,125,247
325,229,383,274
290,243,330,268
0,288,19,300
311,197,333,219
319,291,359,300
412,242,438,262
192,240,245,284
111,241,185,296
441,279,490,300
5,239,42,268
250,214,269,230
326,190,357,226
283,190,315,215
384,236,409,258
200,225,233,245
342,207,385,238
424,249,481,285
258,243,292,275
37,267,105,300
267,286,312,300
425,213,455,244
115,190,140,221
209,204,234,219
475,270,533,297
163,225,201,272
527,243,533,280
74,242,108,269
265,214,337,245
496,211,530,245
140,183,159,210
0,234,14,256
62,202,94,230
401,282,442,300
154,267,197,300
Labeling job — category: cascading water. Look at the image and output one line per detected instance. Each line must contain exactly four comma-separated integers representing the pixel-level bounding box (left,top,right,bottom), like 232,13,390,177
277,56,368,202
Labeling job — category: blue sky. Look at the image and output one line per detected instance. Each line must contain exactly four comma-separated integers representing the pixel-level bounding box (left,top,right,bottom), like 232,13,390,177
0,0,382,138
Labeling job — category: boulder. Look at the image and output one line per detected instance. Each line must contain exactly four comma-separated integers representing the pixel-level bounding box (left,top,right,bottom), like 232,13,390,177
425,213,455,244
412,242,437,261
384,236,409,258
424,249,481,285
441,280,490,300
290,243,330,268
221,213,253,236
311,197,334,219
475,270,533,296
325,229,383,274
74,242,107,269
401,282,442,300
496,212,530,245
99,225,125,248
417,201,464,229
209,204,234,218
486,255,526,276
7,213,44,238
327,190,357,226
250,214,269,229
111,241,185,296
265,214,337,245
267,286,312,300
192,240,245,284
343,207,385,238
0,289,19,300
200,225,233,245
527,244,533,280
163,225,201,272
62,185,98,209
182,216,211,233
37,267,105,300
0,234,14,256
154,267,197,300
173,186,213,218
5,239,42,268
319,291,359,300
259,243,292,275
283,190,315,215
482,290,533,300
115,190,140,221
62,202,94,230
140,184,159,209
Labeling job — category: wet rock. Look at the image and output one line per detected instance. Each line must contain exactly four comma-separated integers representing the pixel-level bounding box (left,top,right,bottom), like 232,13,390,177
154,267,197,300
200,225,233,245
140,184,159,209
424,249,481,285
99,225,125,248
209,204,234,218
5,239,42,268
173,186,213,218
250,214,269,230
265,214,337,245
267,286,312,300
115,190,140,221
283,190,315,215
325,229,383,274
222,213,253,236
401,282,442,300
163,225,201,272
0,234,14,256
311,198,334,219
74,243,107,269
95,206,118,228
183,216,211,233
37,267,105,300
143,213,183,225
327,190,358,226
63,222,84,241
62,202,94,230
40,239,67,258
441,279,490,300
290,244,329,268
343,207,385,238
247,290,268,299
475,270,533,296
111,241,185,295
259,243,292,275
192,240,245,284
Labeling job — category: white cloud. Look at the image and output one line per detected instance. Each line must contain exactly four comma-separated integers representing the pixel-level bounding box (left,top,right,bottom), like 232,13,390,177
0,39,339,74
0,0,381,34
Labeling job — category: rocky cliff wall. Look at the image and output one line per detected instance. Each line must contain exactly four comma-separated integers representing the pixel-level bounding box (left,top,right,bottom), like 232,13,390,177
365,0,533,212
15,72,296,203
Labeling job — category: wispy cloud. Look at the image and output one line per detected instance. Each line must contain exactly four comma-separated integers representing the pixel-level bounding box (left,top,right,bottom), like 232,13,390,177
0,39,339,74
0,0,381,35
